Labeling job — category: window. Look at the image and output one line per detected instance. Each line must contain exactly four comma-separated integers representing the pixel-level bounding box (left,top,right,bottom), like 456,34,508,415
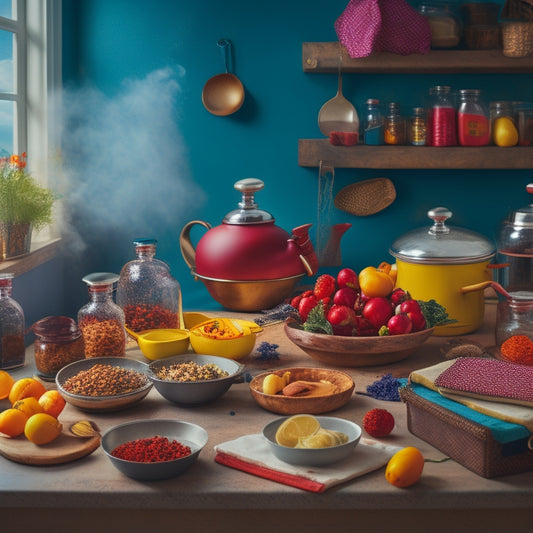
0,0,62,242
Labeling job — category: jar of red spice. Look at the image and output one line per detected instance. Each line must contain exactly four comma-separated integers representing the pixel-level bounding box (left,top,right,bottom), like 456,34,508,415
32,316,85,380
0,273,25,370
495,296,533,352
457,89,490,146
427,85,457,146
78,272,126,358
116,238,183,333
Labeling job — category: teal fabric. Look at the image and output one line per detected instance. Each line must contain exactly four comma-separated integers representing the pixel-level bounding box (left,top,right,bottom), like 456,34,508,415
400,378,531,444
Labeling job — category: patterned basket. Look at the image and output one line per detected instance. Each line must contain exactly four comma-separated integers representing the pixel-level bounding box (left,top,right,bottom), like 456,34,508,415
501,0,533,21
502,20,533,57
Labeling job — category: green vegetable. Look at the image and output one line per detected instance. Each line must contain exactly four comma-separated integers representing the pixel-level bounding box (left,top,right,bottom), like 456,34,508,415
417,299,457,329
303,302,333,335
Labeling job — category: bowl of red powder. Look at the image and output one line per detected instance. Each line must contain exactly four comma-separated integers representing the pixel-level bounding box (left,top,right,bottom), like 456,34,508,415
101,419,208,481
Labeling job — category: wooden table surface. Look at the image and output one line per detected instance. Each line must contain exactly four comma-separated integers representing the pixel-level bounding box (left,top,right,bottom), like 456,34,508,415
1,299,532,533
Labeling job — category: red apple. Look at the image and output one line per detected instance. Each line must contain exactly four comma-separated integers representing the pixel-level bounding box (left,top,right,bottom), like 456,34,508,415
400,299,422,314
408,310,426,332
333,287,358,308
387,313,412,335
336,268,359,290
363,297,394,329
390,287,409,307
327,304,356,335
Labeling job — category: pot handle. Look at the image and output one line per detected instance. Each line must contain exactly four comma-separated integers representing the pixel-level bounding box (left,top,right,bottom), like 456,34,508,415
179,220,212,270
460,280,512,299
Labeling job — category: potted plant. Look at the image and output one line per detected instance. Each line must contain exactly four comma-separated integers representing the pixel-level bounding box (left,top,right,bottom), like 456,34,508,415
0,153,57,259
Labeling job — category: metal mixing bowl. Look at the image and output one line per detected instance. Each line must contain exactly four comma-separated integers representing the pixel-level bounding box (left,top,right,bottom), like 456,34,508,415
101,419,208,481
191,270,304,311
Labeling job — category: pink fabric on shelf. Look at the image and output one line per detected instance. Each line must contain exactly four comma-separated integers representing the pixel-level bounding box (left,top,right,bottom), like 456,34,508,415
335,0,431,58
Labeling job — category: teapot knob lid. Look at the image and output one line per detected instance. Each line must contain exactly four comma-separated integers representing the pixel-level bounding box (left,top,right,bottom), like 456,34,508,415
427,207,451,235
223,178,274,225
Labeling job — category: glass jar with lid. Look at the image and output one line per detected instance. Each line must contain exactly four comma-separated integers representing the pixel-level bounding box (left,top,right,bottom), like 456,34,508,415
418,2,462,49
32,316,85,380
78,272,126,358
363,98,384,145
427,85,457,146
495,296,533,349
408,107,427,146
457,89,490,146
0,273,25,369
384,102,407,145
116,238,183,333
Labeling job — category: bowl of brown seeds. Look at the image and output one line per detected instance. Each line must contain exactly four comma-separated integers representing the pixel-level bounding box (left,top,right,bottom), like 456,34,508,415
148,354,244,405
56,357,152,412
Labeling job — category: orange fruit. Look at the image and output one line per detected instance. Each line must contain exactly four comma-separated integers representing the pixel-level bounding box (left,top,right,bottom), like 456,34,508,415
0,408,28,437
0,370,15,400
359,266,395,298
24,412,63,445
12,396,44,418
385,446,425,488
8,377,47,404
38,390,66,418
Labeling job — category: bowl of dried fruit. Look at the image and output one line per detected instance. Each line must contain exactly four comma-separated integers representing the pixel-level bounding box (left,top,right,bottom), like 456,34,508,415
56,357,152,413
263,414,362,467
148,354,245,405
101,419,208,481
249,367,355,415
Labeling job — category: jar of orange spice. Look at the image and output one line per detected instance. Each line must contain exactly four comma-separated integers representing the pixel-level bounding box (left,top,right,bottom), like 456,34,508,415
78,272,126,358
32,316,85,380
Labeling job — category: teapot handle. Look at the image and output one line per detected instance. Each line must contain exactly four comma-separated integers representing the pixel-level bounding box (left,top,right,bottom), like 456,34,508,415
179,220,212,270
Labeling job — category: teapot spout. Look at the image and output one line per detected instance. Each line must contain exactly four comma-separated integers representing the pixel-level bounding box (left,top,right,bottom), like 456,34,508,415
319,223,352,267
292,223,319,276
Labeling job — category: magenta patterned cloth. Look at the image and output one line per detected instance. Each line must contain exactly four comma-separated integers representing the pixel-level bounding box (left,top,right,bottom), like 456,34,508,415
335,0,431,58
434,357,533,405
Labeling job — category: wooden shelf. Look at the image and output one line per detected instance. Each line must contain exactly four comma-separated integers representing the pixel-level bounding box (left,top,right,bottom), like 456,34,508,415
299,140,533,169
303,42,533,74
0,238,61,277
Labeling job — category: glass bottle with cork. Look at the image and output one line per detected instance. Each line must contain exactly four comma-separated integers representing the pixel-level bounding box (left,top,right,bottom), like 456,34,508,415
0,273,25,370
78,272,126,358
117,238,183,333
408,107,427,146
384,102,407,145
363,98,384,145
457,89,490,146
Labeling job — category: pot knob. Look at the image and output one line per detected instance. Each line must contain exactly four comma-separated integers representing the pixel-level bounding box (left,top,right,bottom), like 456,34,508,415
428,207,452,235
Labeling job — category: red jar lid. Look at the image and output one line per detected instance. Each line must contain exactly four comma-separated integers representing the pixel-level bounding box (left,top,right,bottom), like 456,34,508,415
32,316,82,342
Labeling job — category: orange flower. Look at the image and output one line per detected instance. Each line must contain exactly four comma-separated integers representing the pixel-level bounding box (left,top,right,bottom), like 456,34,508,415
8,153,27,169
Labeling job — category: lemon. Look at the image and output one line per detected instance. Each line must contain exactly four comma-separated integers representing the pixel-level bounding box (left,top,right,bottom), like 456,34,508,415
296,428,348,449
275,414,321,447
493,117,519,147
24,413,63,445
385,446,425,488
262,371,290,395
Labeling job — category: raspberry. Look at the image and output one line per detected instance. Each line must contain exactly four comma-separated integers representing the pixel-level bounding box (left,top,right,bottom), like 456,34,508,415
314,274,336,300
363,408,395,438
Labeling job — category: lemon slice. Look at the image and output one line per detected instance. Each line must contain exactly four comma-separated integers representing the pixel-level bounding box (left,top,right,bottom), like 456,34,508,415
275,414,321,447
296,429,349,449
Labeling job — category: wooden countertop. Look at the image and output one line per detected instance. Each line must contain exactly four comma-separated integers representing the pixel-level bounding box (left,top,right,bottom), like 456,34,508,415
2,299,532,533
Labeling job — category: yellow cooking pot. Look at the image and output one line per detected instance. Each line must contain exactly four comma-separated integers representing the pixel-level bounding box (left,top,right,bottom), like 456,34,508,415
390,207,496,336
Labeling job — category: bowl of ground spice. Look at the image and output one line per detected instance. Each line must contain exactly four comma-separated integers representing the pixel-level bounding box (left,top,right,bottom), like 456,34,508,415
148,354,244,405
56,357,152,412
101,419,208,481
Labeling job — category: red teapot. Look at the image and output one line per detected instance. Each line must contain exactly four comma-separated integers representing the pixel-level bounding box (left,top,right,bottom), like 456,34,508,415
179,178,318,311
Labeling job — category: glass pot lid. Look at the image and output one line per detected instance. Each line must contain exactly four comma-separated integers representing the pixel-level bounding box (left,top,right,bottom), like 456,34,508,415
498,183,533,256
390,207,495,265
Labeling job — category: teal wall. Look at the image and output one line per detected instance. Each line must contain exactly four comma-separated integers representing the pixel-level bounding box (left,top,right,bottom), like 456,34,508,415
57,0,533,315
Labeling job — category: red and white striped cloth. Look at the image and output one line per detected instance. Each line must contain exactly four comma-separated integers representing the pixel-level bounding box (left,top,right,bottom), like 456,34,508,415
335,0,431,58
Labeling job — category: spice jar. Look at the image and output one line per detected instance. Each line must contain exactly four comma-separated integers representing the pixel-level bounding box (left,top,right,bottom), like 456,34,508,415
117,238,183,332
427,85,457,146
0,273,25,370
78,272,126,358
495,296,533,349
408,107,427,146
457,89,490,146
418,2,462,48
363,98,384,145
32,316,85,380
384,102,407,145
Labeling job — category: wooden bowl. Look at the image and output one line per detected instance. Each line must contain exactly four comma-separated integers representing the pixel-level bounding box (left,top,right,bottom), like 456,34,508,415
284,319,434,368
249,367,354,415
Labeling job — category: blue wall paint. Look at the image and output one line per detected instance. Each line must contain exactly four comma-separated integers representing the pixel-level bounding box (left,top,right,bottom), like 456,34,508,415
55,0,533,316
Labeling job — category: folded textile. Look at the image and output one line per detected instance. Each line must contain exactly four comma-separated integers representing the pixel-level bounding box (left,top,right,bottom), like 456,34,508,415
214,434,400,493
403,380,531,443
434,357,533,407
409,360,533,432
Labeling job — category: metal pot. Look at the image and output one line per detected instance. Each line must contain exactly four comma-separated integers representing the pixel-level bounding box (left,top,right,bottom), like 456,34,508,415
389,207,496,336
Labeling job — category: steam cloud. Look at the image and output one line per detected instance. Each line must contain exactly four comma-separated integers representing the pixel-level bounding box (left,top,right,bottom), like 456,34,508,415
57,66,205,255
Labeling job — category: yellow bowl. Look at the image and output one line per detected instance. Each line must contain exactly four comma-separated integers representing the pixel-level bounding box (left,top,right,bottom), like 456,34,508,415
189,330,257,360
183,312,212,330
127,328,190,361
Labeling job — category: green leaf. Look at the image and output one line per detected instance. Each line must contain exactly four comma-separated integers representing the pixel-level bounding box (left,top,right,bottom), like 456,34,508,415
303,302,333,335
